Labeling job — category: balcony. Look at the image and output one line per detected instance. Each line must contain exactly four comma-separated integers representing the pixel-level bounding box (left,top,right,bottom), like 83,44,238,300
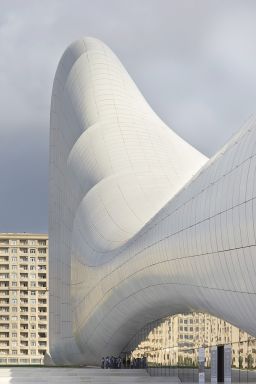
38,266,46,271
0,274,9,279
20,240,28,246
0,308,9,313
20,326,28,331
20,307,28,313
38,316,47,322
38,333,47,339
0,266,9,271
0,256,8,262
0,333,9,339
19,248,28,254
38,342,47,347
0,342,9,347
38,349,46,355
20,350,28,355
20,333,28,339
20,274,28,280
38,258,46,263
0,240,9,245
0,300,9,305
0,284,9,289
0,325,9,330
38,274,46,280
0,349,9,355
38,308,46,313
38,300,47,305
20,266,28,271
20,257,28,262
20,342,28,347
38,282,46,288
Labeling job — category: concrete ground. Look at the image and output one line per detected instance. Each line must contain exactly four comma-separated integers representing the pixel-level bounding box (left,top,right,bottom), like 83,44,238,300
0,367,181,384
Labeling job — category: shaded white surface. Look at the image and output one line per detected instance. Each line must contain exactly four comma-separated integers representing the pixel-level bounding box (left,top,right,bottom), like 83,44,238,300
49,37,256,365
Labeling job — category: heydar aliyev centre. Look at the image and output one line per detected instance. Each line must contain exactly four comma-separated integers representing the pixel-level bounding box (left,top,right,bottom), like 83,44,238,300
48,37,256,365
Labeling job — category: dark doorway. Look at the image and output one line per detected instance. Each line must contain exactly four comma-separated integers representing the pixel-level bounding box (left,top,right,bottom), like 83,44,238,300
217,345,224,382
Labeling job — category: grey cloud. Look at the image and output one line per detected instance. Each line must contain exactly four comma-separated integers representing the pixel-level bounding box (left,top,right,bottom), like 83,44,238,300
1,0,256,232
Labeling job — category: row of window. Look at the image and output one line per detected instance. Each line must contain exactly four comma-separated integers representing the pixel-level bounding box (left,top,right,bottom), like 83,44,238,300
0,240,47,246
0,273,46,279
0,281,46,289
0,316,46,321
2,291,47,296
0,248,47,254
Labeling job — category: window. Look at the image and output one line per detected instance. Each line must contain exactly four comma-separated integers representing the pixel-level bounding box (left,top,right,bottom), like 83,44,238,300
11,316,17,321
31,308,36,313
30,266,36,271
30,282,36,287
11,249,17,254
20,248,28,254
30,250,36,254
12,350,17,355
30,333,36,338
11,282,17,287
30,274,36,280
31,291,36,296
31,316,36,321
30,299,36,305
11,299,17,304
11,257,17,262
11,341,17,347
12,307,17,312
29,240,36,245
11,333,17,338
12,265,17,270
30,257,35,262
31,349,36,355
10,240,17,245
11,324,17,329
10,274,17,279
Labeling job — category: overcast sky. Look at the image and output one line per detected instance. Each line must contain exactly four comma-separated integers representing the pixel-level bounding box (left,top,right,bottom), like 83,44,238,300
1,0,256,233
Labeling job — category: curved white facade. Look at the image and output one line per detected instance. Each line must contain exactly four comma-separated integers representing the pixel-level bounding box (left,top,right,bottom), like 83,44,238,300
49,37,256,365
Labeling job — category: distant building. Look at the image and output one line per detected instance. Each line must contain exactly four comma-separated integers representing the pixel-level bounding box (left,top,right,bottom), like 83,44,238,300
0,233,48,365
131,312,256,369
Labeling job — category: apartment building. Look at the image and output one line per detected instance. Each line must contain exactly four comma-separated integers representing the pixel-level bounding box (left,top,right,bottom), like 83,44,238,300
0,233,48,365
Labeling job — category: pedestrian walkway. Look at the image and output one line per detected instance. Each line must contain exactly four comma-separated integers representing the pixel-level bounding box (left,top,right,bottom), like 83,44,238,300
0,367,181,383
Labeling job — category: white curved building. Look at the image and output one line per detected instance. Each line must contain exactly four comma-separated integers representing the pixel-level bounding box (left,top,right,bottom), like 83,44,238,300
49,37,256,365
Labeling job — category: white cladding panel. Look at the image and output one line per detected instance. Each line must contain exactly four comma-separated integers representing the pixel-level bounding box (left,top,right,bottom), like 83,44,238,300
49,37,256,365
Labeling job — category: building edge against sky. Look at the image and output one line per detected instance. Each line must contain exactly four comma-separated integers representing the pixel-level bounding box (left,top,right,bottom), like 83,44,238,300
48,37,256,365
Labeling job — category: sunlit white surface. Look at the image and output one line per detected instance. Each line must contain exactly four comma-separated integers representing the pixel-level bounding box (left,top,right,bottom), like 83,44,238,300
49,37,256,365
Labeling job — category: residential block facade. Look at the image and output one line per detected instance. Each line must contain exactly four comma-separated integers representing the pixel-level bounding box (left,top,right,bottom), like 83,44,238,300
0,233,48,365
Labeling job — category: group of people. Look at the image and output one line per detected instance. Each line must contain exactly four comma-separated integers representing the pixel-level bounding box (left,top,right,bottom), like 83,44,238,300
101,356,122,369
101,355,147,369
